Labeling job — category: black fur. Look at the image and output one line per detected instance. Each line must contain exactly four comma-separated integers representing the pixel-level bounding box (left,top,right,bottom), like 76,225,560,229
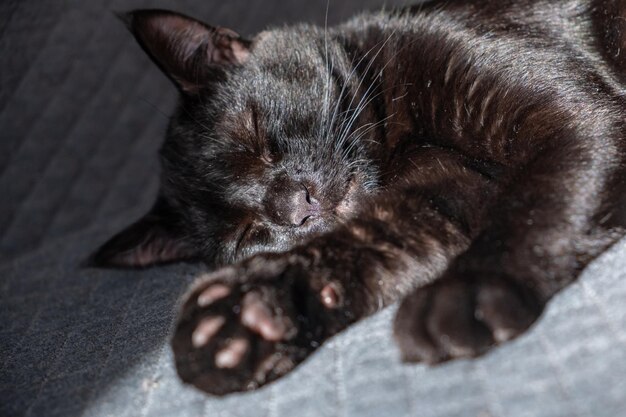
91,0,626,395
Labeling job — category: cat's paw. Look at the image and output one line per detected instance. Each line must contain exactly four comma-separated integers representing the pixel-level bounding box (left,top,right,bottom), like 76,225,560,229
393,275,543,364
172,255,341,395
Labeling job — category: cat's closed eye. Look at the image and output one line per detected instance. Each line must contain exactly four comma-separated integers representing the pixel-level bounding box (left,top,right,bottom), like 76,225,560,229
236,222,273,255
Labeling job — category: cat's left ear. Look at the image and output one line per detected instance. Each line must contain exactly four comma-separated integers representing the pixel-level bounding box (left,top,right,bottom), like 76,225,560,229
118,9,252,93
86,197,199,268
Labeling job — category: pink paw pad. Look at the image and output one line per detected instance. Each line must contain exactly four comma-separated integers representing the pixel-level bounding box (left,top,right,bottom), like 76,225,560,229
215,338,249,369
320,283,341,309
241,292,289,341
198,284,231,307
192,317,225,348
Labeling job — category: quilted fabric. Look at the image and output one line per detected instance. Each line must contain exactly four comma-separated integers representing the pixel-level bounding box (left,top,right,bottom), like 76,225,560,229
1,1,625,416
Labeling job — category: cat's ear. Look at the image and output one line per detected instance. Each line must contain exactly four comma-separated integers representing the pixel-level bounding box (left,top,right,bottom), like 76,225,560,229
87,198,198,268
118,9,251,93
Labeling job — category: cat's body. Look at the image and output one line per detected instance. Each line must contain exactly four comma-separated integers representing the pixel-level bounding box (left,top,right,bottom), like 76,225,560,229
92,0,626,395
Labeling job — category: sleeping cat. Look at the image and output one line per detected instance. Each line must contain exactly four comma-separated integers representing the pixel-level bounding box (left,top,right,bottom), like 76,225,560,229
91,0,626,395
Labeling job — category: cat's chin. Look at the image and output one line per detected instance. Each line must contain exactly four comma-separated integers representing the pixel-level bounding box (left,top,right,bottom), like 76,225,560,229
224,222,332,264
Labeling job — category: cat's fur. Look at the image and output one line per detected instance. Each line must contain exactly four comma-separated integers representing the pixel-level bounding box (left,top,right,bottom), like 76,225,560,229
91,0,626,395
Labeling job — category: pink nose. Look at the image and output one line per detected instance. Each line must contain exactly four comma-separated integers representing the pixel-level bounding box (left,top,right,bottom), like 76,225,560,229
265,181,321,227
286,188,320,226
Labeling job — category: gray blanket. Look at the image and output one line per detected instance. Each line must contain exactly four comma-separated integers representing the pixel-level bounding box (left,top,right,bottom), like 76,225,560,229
2,1,625,416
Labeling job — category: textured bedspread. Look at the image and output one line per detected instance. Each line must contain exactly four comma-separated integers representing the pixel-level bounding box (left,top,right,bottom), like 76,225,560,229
2,1,626,416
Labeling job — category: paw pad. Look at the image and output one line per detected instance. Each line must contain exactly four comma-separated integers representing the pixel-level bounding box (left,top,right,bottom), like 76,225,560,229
192,317,225,348
198,284,231,307
174,260,329,395
320,283,341,308
215,338,249,369
241,292,290,341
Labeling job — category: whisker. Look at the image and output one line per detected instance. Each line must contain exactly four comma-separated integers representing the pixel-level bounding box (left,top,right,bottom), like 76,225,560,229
341,113,397,159
335,80,411,154
333,32,423,156
333,30,399,139
320,0,332,139
325,31,397,146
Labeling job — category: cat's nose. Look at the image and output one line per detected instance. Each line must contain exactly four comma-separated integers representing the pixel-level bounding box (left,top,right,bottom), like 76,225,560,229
288,188,321,226
266,183,321,226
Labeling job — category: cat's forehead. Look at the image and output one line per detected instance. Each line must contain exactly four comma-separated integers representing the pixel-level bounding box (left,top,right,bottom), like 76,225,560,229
249,26,327,68
211,29,329,112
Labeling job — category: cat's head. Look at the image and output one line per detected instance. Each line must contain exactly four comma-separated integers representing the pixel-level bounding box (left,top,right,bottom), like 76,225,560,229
90,9,383,268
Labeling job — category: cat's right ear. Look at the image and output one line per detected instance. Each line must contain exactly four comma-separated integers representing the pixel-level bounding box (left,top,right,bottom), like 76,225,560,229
86,198,199,269
117,9,252,93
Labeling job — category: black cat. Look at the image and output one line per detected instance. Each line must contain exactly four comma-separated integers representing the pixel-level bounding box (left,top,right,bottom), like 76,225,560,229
91,0,626,395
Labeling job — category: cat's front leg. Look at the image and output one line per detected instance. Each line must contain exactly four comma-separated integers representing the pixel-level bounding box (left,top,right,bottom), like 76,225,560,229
394,123,626,363
172,222,434,395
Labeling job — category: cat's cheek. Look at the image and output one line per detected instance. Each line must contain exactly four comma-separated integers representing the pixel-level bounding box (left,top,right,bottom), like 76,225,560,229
334,175,361,219
335,198,356,218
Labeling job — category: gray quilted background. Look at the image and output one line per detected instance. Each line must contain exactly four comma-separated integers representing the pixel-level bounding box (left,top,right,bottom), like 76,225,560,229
1,1,626,416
